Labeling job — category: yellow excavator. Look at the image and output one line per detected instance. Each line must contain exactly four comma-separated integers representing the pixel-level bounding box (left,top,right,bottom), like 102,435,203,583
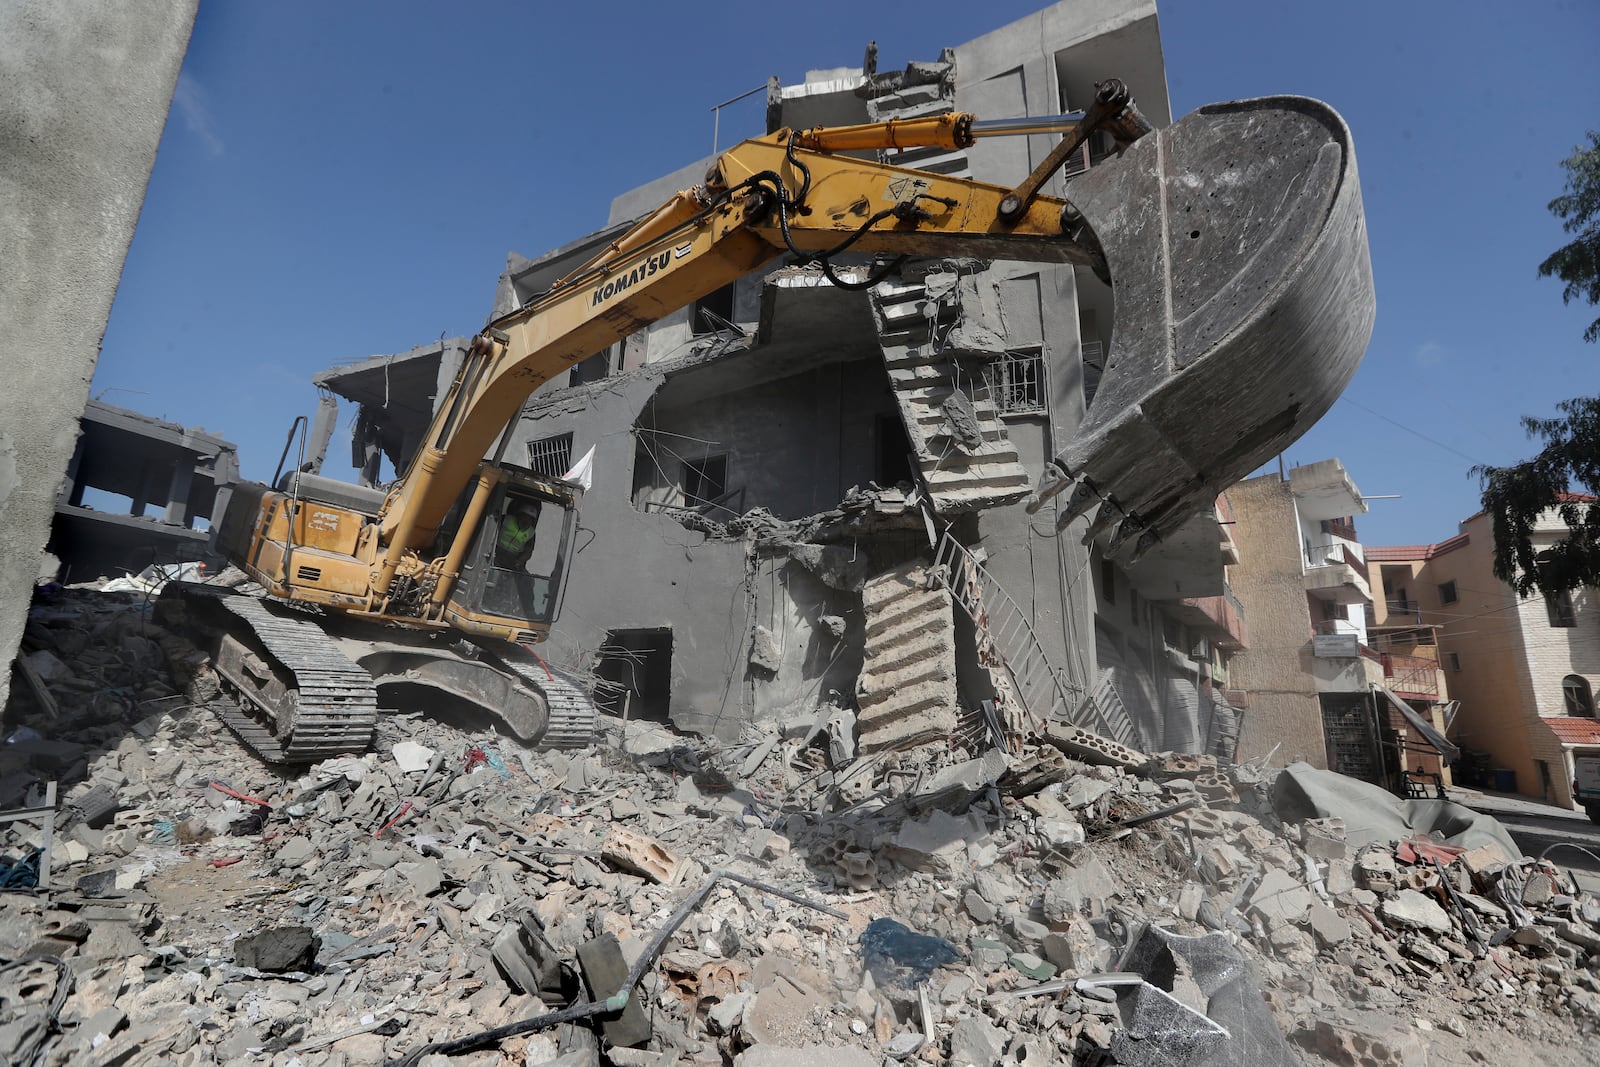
163,81,1375,762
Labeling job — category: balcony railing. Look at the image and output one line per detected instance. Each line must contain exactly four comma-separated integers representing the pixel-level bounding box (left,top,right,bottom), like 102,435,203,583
1383,653,1439,698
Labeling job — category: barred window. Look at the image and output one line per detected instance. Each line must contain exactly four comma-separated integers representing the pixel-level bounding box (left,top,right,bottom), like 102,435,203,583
987,347,1045,415
526,432,573,479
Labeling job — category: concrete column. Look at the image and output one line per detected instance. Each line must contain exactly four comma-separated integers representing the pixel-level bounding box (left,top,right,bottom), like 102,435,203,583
164,457,195,525
0,0,198,706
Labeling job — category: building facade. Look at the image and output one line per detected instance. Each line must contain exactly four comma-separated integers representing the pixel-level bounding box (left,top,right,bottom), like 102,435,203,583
1368,501,1600,809
1228,460,1453,791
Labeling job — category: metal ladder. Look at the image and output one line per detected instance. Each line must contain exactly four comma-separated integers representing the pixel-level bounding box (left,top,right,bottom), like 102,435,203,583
931,532,1133,745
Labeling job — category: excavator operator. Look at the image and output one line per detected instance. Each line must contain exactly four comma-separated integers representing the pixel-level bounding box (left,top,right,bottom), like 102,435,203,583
495,499,541,571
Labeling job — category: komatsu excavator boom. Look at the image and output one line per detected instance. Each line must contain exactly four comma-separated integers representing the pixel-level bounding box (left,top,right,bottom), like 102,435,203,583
171,82,1374,763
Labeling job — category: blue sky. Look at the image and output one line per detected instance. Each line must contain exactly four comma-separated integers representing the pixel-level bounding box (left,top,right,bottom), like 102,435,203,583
95,0,1598,548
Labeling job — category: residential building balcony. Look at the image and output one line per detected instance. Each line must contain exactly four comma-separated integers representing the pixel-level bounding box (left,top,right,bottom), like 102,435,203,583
1173,584,1248,651
1304,544,1372,604
1382,652,1441,699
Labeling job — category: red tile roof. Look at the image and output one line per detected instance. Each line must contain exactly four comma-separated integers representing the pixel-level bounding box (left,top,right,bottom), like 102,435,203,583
1547,717,1600,745
1365,533,1469,562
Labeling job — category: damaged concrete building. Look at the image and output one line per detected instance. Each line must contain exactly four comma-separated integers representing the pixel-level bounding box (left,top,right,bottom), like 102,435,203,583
48,400,239,582
315,0,1252,756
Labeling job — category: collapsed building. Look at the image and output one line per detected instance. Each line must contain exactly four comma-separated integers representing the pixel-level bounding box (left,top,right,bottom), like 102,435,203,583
48,400,239,582
314,0,1253,758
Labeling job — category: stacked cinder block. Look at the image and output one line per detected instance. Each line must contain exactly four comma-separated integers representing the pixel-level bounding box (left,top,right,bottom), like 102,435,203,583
856,563,959,753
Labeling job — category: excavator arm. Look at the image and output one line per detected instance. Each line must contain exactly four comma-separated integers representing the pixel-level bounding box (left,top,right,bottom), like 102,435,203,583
378,90,1373,590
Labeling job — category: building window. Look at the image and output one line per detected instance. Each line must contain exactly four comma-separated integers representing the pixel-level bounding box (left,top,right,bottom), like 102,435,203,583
1447,651,1461,672
986,348,1045,415
1564,674,1595,718
569,347,613,387
1545,589,1577,628
526,432,573,479
1100,559,1116,605
1437,580,1457,605
692,284,737,336
681,455,727,506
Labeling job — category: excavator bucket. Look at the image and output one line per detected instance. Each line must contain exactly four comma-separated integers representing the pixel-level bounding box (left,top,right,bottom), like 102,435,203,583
1035,96,1375,556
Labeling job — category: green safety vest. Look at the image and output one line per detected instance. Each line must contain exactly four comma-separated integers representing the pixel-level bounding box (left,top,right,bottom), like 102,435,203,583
498,517,535,556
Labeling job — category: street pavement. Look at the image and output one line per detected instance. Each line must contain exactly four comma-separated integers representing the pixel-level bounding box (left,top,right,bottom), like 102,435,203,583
1453,787,1600,893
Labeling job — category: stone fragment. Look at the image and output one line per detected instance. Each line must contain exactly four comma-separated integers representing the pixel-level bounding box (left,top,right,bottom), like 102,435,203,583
749,626,782,672
1377,890,1452,936
577,934,652,1048
1307,902,1351,947
276,837,314,867
233,926,319,972
1521,870,1556,907
883,809,985,878
1250,868,1314,928
1555,919,1600,951
1456,842,1512,880
601,825,684,885
1300,818,1347,861
493,912,564,999
949,1016,1007,1067
1303,1010,1428,1067
1404,936,1451,968
964,889,996,924
398,858,443,897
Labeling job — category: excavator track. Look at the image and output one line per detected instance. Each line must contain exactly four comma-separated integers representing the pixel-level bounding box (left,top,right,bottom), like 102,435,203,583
492,651,596,749
162,584,379,764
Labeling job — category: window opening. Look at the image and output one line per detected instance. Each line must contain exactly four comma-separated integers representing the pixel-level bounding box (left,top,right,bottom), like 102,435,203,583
526,432,573,480
682,455,727,506
692,283,737,336
1546,589,1576,628
593,629,673,723
1100,559,1116,605
1437,580,1458,605
1447,651,1461,672
569,347,613,387
1564,674,1594,717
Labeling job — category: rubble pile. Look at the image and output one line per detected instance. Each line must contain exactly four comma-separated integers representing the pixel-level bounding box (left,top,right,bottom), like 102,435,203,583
3,590,1600,1066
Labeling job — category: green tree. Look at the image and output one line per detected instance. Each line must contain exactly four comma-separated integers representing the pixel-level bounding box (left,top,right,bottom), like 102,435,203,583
1474,134,1600,598
1539,131,1600,343
1474,398,1599,597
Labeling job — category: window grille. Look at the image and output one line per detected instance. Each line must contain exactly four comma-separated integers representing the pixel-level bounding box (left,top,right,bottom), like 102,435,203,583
526,432,573,479
987,348,1045,415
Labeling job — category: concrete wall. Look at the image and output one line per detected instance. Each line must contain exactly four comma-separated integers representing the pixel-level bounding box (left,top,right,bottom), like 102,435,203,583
0,0,198,705
1226,473,1328,768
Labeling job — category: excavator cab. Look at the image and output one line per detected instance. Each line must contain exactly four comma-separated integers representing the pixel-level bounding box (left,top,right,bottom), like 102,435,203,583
443,468,578,641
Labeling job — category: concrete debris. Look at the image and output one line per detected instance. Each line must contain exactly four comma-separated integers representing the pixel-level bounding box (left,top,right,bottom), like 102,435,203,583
5,586,1600,1065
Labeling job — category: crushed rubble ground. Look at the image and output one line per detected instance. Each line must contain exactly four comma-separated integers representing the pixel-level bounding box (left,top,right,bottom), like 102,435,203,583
4,587,1600,1066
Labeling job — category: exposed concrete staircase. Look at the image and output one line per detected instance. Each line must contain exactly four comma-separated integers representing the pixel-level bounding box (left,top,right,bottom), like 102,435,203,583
871,275,1032,515
856,562,959,753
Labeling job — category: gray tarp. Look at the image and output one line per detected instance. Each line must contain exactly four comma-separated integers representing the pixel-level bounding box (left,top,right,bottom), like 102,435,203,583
1269,762,1522,857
